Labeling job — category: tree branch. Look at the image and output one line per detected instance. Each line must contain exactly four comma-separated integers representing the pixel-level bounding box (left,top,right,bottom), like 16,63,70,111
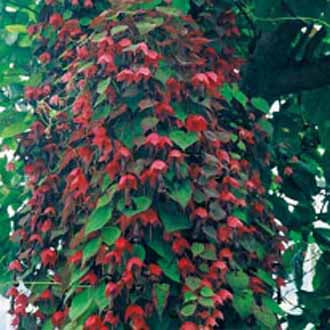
271,56,330,96
240,20,330,99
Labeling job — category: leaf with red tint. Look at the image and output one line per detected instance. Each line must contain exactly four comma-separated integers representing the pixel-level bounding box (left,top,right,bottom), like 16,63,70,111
66,167,89,199
105,160,120,180
67,250,83,265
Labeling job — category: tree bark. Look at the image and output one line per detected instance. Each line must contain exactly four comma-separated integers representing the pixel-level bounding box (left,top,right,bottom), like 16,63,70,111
240,21,330,99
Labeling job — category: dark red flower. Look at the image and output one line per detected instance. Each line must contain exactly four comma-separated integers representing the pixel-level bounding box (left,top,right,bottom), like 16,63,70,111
138,209,160,226
66,167,89,198
118,174,138,190
116,69,135,84
80,271,98,286
186,114,207,132
38,289,53,301
172,237,190,254
227,216,244,229
84,315,104,329
150,160,168,175
40,248,57,267
8,260,23,273
155,102,175,118
284,166,293,176
115,237,132,253
49,13,63,29
105,282,120,297
126,257,144,272
124,304,145,322
39,52,51,64
145,133,173,149
180,322,198,330
52,311,66,327
6,287,18,297
148,264,162,277
104,311,119,325
192,207,208,219
178,257,196,277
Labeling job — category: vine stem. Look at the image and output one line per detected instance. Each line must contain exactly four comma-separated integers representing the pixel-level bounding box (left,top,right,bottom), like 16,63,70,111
250,14,330,29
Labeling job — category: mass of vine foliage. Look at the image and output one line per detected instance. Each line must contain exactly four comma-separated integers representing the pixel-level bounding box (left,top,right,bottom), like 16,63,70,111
5,0,288,329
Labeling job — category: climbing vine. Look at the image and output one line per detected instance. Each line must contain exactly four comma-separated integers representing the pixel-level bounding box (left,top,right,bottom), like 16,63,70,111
7,1,286,329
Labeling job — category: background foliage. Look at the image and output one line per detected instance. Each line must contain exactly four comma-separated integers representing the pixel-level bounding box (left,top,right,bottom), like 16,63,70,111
0,0,329,329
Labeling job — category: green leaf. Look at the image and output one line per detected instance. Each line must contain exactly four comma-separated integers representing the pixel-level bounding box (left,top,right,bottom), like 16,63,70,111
117,196,152,217
262,296,285,316
154,61,175,84
232,289,254,318
199,297,214,308
158,200,191,232
132,244,146,261
314,228,330,250
227,271,249,291
253,305,277,329
69,267,90,286
181,303,197,317
85,204,113,235
97,78,111,94
93,282,108,310
169,130,198,150
258,119,273,136
254,269,275,287
69,288,93,321
0,111,34,138
191,243,204,257
80,17,91,26
111,25,128,36
251,97,270,113
136,18,164,35
184,291,198,303
41,319,53,330
185,276,201,291
82,237,102,264
200,245,217,260
101,226,121,246
158,258,180,283
168,180,192,208
232,88,247,106
172,0,190,14
200,286,214,297
5,24,27,33
221,84,233,102
154,283,170,317
146,228,174,259
135,0,162,9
